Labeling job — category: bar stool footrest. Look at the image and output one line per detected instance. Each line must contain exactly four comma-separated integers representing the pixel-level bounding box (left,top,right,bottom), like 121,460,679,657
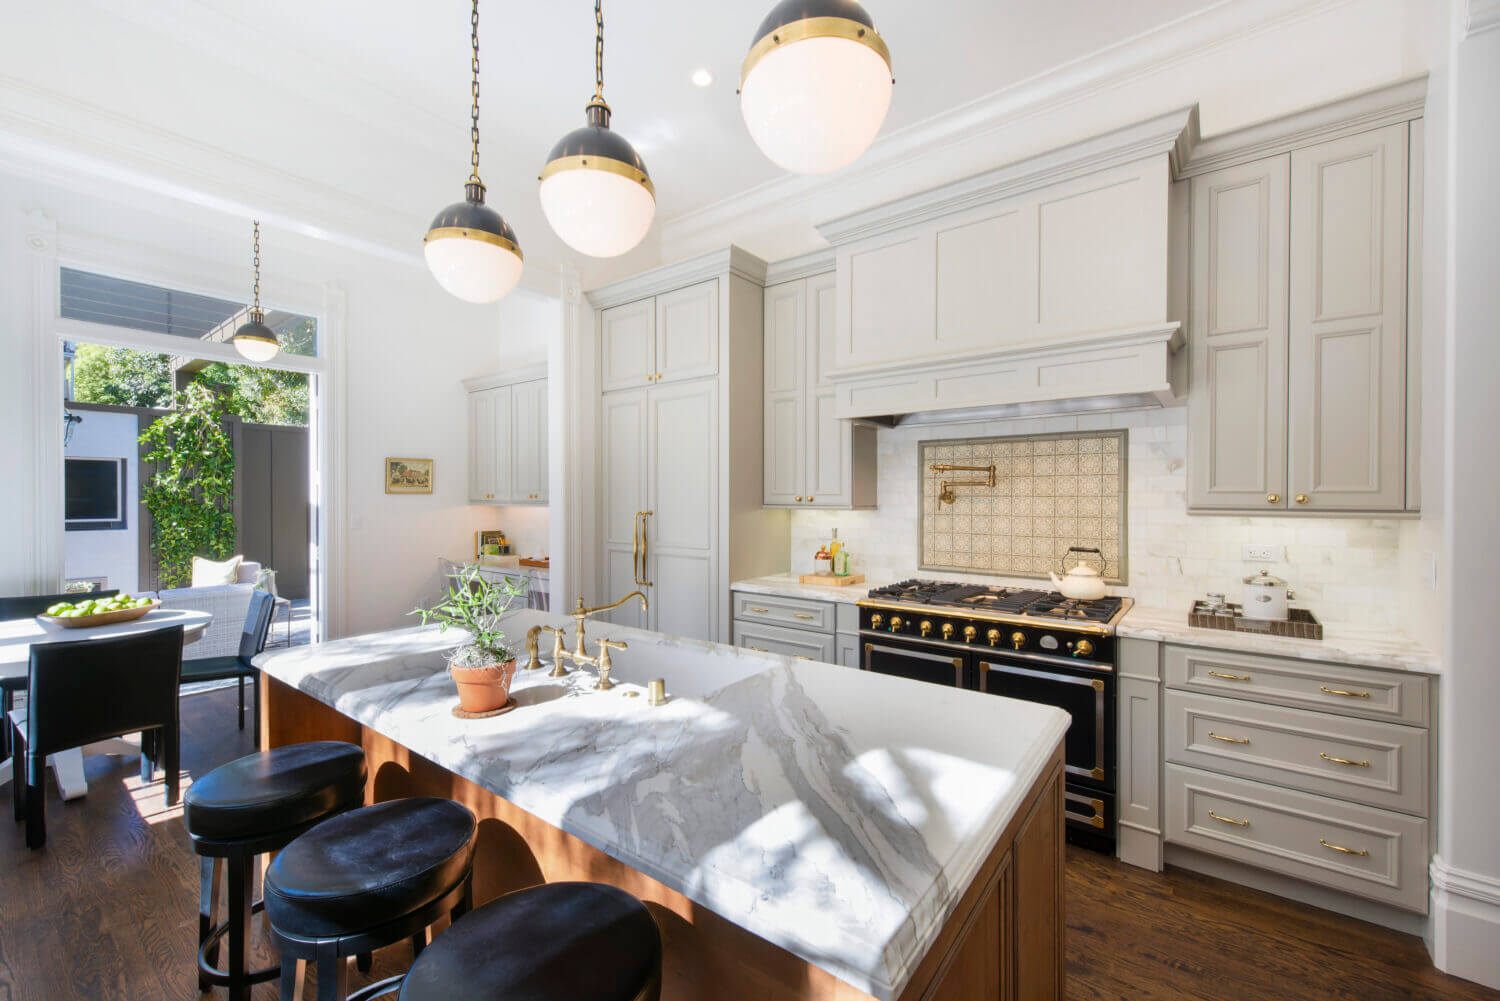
197,897,279,988
347,974,405,1001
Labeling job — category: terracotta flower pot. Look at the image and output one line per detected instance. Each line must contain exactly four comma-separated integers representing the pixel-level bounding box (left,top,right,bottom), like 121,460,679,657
449,658,517,713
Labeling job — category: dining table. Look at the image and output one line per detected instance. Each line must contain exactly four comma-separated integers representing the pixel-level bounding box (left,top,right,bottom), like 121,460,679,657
0,607,213,799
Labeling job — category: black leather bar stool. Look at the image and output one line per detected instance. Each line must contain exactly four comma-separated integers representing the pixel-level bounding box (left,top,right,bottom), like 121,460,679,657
398,882,662,1001
184,740,367,1001
265,797,478,1001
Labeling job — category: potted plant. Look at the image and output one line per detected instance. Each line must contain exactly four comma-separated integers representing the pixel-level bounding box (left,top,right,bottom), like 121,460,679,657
411,565,527,713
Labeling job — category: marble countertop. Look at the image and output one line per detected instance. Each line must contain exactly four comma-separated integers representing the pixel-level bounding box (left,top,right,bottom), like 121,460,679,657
254,610,1068,1001
731,573,895,604
1117,605,1440,674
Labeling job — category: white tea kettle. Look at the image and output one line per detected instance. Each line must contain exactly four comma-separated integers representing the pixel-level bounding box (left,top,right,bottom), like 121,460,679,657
1049,551,1108,601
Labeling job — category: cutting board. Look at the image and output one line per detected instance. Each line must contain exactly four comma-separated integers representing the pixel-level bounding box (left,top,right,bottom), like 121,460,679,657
797,574,865,587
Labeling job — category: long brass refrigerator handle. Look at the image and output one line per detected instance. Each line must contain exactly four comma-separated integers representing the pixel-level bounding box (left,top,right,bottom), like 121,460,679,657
638,510,654,587
632,511,642,584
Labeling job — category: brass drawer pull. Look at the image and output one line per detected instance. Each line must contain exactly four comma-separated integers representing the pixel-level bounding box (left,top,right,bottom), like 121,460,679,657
747,606,769,614
1208,810,1249,828
1208,670,1251,682
1320,752,1370,768
793,612,816,620
793,654,813,660
1319,838,1370,857
1209,731,1250,744
1320,684,1370,699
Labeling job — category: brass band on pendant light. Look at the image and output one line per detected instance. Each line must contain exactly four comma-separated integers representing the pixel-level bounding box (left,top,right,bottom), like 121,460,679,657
739,0,894,175
538,0,656,258
231,221,280,362
424,0,524,303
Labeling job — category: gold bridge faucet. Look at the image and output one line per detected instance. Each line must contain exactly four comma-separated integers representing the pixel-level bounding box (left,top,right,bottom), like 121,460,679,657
524,590,648,691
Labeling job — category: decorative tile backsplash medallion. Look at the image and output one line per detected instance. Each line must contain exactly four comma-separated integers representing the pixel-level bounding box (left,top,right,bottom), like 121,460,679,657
919,431,1128,582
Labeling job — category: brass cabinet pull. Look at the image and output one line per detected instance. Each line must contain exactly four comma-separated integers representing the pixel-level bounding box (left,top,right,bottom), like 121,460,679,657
793,612,815,620
632,511,643,585
1319,838,1370,857
1320,752,1370,768
748,606,769,614
1295,493,1309,504
1267,493,1281,504
1208,731,1250,744
636,510,654,587
793,654,813,661
1320,684,1370,698
1208,810,1249,827
1208,670,1251,682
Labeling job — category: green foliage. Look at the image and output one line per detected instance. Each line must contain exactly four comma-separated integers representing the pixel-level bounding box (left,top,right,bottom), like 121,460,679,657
410,564,526,666
138,383,237,589
192,361,309,427
70,344,172,408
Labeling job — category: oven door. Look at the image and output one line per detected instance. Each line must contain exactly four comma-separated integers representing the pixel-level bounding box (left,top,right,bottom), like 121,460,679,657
861,635,968,688
974,655,1113,789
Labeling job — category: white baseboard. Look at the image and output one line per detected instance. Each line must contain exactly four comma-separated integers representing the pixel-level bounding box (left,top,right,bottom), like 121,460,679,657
1427,855,1500,990
1164,845,1429,937
1116,822,1164,873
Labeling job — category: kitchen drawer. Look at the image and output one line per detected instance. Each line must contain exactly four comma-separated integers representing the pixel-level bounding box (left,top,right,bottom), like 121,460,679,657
1164,645,1429,726
731,591,835,633
1165,765,1429,912
1165,691,1429,816
732,620,837,663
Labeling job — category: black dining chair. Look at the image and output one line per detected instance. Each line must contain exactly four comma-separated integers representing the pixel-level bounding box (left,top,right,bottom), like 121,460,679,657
9,624,184,850
179,590,276,747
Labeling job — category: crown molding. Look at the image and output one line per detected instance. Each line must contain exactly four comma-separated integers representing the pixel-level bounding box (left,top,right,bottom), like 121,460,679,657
816,106,1194,247
660,0,1351,255
1176,75,1428,178
1467,0,1500,36
763,248,836,286
585,245,767,309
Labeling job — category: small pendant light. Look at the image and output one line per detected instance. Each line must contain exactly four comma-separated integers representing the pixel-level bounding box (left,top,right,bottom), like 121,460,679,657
424,0,524,303
232,220,280,362
739,0,894,175
538,0,655,258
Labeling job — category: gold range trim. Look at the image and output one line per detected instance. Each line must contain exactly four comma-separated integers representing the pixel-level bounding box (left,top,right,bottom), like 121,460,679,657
854,596,1134,637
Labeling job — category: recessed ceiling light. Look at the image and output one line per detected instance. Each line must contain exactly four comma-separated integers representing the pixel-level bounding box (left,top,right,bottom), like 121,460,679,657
691,67,714,88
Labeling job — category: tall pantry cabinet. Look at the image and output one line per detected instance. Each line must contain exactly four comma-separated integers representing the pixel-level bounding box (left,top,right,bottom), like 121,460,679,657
591,248,788,643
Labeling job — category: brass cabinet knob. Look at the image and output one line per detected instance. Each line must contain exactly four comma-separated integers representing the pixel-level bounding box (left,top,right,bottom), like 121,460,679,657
986,628,1000,647
1073,639,1095,658
869,613,883,629
657,372,663,379
807,496,814,502
795,496,803,502
1011,631,1026,651
1295,494,1309,505
963,625,977,643
888,616,903,632
941,622,955,640
1267,493,1281,504
919,619,933,637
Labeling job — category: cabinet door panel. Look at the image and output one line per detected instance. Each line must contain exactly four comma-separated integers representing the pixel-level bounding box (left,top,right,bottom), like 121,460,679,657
490,385,514,503
649,381,717,553
808,271,838,387
806,390,850,506
655,281,718,384
841,234,935,369
601,390,648,548
468,389,497,502
603,546,648,629
1289,125,1407,510
602,299,656,392
1188,156,1290,509
509,379,544,502
655,551,715,642
763,281,806,506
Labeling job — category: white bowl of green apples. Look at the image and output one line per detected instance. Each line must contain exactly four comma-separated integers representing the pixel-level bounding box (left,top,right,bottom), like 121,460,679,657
38,593,159,628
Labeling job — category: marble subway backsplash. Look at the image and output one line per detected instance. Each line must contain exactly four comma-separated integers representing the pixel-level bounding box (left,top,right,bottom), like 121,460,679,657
787,408,1404,629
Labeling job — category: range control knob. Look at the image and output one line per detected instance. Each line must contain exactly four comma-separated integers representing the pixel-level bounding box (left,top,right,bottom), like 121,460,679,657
1072,639,1095,659
1011,631,1026,651
919,619,933,637
963,625,977,644
869,613,883,629
941,622,955,640
889,616,904,633
986,628,1001,647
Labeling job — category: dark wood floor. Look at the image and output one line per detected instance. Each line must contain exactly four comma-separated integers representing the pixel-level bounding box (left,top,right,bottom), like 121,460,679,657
0,687,1491,1001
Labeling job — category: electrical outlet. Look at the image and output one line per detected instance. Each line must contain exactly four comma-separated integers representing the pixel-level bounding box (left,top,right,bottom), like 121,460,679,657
1242,544,1284,562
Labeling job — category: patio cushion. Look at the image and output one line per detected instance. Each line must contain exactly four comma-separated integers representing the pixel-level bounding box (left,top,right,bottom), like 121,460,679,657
191,555,242,587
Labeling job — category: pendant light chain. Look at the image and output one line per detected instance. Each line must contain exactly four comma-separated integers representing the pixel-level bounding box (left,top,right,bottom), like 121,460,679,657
250,220,262,314
594,0,605,101
469,0,482,183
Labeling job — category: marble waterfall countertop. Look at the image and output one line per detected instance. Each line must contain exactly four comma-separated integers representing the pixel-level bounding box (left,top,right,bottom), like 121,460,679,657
254,610,1068,1001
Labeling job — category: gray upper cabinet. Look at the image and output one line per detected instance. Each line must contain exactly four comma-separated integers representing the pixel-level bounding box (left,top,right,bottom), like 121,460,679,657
465,373,546,505
762,272,876,509
1188,123,1414,513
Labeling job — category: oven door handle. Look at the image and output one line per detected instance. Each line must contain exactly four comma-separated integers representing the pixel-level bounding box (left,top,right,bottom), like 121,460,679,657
856,631,1110,671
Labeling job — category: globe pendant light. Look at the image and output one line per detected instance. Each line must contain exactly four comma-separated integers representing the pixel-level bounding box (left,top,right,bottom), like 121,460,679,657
739,0,894,175
424,0,523,303
232,221,280,363
538,0,655,258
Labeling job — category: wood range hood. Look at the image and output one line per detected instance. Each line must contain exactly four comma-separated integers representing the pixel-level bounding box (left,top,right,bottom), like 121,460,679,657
815,107,1198,426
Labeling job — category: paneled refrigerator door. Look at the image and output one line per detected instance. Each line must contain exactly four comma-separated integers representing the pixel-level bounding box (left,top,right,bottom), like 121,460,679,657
600,388,650,629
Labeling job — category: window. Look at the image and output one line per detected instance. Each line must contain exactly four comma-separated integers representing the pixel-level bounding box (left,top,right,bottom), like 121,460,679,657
59,267,318,357
65,457,127,531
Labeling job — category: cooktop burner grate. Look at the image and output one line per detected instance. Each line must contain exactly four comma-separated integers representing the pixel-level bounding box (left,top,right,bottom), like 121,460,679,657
865,579,1124,623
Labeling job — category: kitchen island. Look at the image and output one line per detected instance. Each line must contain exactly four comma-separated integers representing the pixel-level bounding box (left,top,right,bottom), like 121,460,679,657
255,609,1069,1001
